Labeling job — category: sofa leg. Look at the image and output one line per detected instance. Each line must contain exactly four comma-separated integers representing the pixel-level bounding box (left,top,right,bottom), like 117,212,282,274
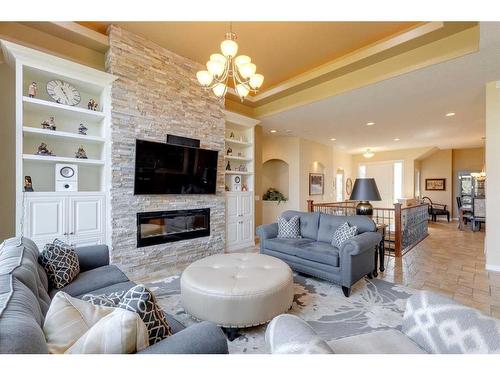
342,286,351,297
366,272,373,279
222,327,240,342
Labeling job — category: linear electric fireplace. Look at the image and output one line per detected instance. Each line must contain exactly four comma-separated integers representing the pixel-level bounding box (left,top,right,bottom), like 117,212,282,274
137,208,210,247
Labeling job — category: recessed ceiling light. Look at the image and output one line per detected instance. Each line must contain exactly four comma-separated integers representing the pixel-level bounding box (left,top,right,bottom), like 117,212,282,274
366,122,375,126
270,130,277,133
330,138,336,141
445,112,455,117
394,138,400,141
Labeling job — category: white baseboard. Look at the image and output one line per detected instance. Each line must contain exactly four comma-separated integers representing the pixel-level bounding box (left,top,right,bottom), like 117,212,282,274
486,264,500,273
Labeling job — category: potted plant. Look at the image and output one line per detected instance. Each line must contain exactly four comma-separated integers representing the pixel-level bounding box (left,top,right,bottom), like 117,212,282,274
262,188,288,204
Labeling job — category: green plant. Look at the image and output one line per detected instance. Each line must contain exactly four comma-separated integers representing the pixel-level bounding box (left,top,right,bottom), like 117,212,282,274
262,188,288,204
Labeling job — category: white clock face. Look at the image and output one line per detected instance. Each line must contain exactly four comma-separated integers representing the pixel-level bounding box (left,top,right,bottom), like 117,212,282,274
60,166,75,178
46,80,81,106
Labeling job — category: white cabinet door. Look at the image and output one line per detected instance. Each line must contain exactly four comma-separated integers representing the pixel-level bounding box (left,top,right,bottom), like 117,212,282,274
226,194,239,221
240,218,254,243
70,236,103,247
226,221,239,248
239,193,252,218
69,195,104,238
24,196,67,240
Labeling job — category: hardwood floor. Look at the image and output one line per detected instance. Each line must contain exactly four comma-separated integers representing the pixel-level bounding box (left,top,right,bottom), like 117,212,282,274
380,220,500,318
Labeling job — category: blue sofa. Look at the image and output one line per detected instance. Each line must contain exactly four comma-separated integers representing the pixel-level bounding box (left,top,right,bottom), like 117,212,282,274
0,237,228,354
256,210,381,297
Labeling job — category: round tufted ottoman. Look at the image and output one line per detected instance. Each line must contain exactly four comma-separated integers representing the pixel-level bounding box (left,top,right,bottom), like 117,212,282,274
180,253,294,328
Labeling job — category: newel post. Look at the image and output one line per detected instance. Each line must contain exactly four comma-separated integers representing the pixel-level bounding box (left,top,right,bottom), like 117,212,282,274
394,203,402,257
307,200,314,212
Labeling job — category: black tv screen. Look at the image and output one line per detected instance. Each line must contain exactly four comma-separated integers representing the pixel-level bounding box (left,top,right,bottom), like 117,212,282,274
134,139,218,195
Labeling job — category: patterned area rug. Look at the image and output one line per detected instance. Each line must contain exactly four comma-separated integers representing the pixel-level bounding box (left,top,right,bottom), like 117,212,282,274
146,274,415,354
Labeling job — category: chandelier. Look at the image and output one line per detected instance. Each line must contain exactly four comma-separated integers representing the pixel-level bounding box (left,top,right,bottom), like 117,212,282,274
196,25,264,101
363,149,375,158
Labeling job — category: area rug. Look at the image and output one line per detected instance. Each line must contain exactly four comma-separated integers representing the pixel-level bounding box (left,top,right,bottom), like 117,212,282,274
146,274,416,354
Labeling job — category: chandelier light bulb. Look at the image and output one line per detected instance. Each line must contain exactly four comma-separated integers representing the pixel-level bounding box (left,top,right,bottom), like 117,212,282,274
196,70,213,86
206,60,225,77
210,53,226,64
249,74,264,89
212,83,227,98
239,62,256,79
234,55,251,68
236,83,250,98
221,39,238,57
363,149,375,159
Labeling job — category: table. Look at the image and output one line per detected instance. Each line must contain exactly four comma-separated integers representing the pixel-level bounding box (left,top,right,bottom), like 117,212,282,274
458,205,472,231
374,223,387,277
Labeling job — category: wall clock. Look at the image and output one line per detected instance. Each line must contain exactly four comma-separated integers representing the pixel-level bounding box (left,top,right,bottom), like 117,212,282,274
346,178,353,197
46,80,81,106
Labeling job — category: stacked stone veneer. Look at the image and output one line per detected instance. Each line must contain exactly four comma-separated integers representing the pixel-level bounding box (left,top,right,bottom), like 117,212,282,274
105,26,225,280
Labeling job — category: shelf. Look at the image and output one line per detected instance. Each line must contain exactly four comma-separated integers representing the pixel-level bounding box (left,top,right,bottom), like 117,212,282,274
224,155,252,162
225,138,252,147
225,171,254,175
23,154,105,166
23,127,105,144
23,96,105,122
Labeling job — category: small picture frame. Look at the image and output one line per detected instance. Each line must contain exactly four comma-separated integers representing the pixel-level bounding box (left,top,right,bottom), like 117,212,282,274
425,178,446,191
309,173,324,195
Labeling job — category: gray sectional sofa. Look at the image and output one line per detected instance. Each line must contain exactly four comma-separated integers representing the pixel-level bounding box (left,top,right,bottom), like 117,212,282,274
0,237,228,354
256,210,381,297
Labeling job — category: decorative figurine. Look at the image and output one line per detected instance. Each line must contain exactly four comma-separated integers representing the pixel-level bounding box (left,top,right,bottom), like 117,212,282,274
28,82,37,98
24,176,34,192
237,152,243,157
41,117,56,131
87,99,98,111
238,164,247,172
242,184,248,192
226,161,231,171
35,142,54,156
226,147,232,156
225,185,230,192
78,123,88,135
229,131,235,138
75,146,88,159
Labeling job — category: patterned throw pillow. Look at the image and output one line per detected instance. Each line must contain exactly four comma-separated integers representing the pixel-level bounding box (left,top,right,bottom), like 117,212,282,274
331,222,358,248
277,216,301,239
118,285,172,345
83,285,172,345
39,239,80,289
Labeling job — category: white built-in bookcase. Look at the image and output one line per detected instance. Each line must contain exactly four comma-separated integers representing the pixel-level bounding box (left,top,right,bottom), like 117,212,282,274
1,40,116,248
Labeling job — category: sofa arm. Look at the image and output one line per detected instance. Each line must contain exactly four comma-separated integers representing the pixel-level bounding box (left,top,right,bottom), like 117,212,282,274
340,232,381,258
137,321,228,354
256,223,278,240
402,291,500,354
265,314,334,354
75,244,110,272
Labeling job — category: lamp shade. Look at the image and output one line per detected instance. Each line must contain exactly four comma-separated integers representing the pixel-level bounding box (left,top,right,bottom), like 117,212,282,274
349,178,381,201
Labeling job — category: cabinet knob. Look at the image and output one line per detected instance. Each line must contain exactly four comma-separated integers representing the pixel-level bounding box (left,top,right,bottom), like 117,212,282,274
63,232,68,236
70,232,75,235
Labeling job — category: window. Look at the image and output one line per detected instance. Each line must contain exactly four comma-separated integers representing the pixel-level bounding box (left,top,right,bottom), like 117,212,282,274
358,164,366,178
336,171,344,201
393,161,403,202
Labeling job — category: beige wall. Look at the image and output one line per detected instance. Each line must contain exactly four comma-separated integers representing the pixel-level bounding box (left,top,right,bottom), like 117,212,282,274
352,147,434,198
486,81,500,271
0,62,16,241
333,147,354,201
419,149,453,215
254,125,263,228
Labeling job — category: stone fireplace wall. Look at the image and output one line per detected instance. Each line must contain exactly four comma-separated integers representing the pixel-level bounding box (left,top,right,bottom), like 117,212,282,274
106,25,225,281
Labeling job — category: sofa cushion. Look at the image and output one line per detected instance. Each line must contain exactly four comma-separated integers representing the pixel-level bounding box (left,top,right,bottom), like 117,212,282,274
49,265,129,298
277,216,301,239
0,276,49,353
317,214,376,243
295,242,340,267
331,222,358,248
39,240,80,289
329,329,425,354
281,210,320,240
265,238,314,256
66,308,149,354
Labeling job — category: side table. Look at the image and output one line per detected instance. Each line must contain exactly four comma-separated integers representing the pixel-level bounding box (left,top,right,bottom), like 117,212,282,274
373,223,387,277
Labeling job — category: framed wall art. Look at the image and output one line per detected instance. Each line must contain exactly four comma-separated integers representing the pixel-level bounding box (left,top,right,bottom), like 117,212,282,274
309,173,324,195
425,178,446,191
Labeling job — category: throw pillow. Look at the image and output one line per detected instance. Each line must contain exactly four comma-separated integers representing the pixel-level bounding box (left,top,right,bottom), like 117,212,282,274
43,291,116,354
81,290,126,307
66,308,149,354
118,285,173,345
331,222,358,248
277,216,301,239
38,239,80,289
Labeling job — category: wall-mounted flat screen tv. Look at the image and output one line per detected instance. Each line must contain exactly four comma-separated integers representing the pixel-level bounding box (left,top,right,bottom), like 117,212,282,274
134,139,218,195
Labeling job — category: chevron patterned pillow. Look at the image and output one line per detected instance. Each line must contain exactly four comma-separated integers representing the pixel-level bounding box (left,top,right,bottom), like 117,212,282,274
39,239,80,289
277,215,301,238
331,222,357,248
